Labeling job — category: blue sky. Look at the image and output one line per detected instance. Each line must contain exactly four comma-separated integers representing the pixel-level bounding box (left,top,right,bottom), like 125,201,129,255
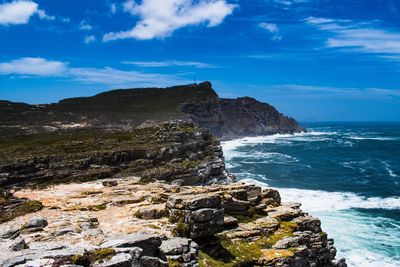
1,0,400,121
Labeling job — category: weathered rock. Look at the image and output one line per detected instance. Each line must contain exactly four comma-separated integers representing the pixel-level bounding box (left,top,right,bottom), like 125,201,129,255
0,227,20,239
159,237,198,265
101,233,163,256
222,195,251,216
23,217,48,229
137,256,168,267
10,237,28,251
102,180,119,187
93,253,132,267
167,194,224,238
167,194,222,211
223,216,238,228
267,206,303,221
261,188,281,206
293,215,322,233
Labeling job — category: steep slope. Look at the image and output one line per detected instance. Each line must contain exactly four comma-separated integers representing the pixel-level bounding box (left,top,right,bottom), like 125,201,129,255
220,97,304,138
0,82,304,139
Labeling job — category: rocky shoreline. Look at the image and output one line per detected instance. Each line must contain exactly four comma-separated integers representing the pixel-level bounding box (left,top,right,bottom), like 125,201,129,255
0,121,346,266
0,178,346,267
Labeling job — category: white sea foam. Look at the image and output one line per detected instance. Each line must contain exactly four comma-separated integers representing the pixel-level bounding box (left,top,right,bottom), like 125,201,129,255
347,136,398,141
343,250,400,267
383,162,399,178
221,131,337,160
240,178,400,212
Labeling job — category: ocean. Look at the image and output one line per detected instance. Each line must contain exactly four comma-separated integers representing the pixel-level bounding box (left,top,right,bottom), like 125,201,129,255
221,122,400,267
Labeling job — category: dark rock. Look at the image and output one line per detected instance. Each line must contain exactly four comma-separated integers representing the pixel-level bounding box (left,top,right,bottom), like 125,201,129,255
0,227,20,239
101,233,163,256
93,253,132,267
10,237,29,251
102,180,119,187
223,216,238,228
138,256,168,267
23,217,48,229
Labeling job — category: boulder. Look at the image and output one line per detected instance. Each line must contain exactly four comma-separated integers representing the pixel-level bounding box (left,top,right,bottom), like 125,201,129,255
159,237,198,264
167,193,224,238
222,195,250,216
293,215,322,233
101,233,163,256
23,217,48,229
10,237,28,251
166,194,222,210
93,253,132,267
223,216,238,228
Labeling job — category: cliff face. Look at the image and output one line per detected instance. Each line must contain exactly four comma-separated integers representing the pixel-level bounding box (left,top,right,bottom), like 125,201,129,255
0,179,346,267
219,97,304,138
0,82,304,139
0,121,232,188
0,121,346,267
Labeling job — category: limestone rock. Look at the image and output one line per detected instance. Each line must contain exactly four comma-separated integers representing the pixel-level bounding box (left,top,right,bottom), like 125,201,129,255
93,253,132,267
101,233,163,256
23,217,48,229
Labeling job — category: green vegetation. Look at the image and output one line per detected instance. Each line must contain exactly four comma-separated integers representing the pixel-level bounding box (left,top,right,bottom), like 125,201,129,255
167,258,182,267
174,219,190,237
0,200,43,224
133,211,144,219
84,203,107,211
198,221,299,267
71,248,116,266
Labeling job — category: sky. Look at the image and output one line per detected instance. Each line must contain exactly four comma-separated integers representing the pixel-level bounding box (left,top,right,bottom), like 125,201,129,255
1,0,400,121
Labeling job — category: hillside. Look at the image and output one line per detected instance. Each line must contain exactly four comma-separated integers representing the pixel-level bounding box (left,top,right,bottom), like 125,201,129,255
0,82,304,139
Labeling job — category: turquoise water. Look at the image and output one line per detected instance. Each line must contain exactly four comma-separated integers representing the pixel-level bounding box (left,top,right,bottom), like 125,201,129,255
221,122,400,267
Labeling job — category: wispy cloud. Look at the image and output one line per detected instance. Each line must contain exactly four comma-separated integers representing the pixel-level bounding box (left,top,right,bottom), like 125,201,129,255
0,57,187,87
0,0,54,26
259,22,282,41
79,20,93,31
306,17,400,57
84,35,96,44
0,57,66,76
122,60,213,68
272,84,400,99
103,0,237,41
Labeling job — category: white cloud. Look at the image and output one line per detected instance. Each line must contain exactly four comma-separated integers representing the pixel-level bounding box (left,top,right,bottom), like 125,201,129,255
259,22,282,41
0,57,67,76
272,84,400,99
36,9,55,20
122,60,213,68
103,0,237,41
0,0,54,26
68,67,186,87
80,20,93,31
0,57,187,87
110,3,117,14
84,35,96,44
306,17,400,56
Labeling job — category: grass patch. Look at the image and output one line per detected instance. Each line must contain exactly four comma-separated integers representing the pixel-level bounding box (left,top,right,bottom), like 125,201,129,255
71,248,116,266
173,219,190,237
198,221,299,266
0,200,43,224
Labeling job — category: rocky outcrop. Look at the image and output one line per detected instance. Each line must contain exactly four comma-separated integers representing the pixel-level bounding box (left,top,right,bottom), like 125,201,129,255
0,82,303,139
0,179,346,267
219,97,305,138
0,121,233,188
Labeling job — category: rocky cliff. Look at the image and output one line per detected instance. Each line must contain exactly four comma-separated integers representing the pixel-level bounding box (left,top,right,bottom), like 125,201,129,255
0,121,346,267
0,82,304,139
0,121,232,188
0,178,346,267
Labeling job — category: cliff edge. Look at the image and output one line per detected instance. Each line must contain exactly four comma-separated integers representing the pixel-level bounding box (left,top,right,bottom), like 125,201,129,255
0,82,304,139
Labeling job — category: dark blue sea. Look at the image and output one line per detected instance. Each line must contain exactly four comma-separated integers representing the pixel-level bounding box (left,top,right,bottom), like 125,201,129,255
221,122,400,267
